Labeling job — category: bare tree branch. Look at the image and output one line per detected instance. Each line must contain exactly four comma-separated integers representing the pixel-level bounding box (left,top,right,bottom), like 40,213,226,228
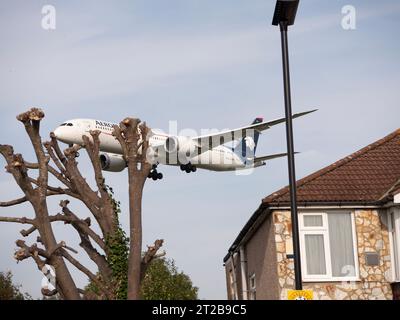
20,225,37,237
49,132,68,167
16,237,100,296
0,216,35,225
77,230,111,281
0,196,28,207
25,160,74,190
0,188,75,209
60,249,112,299
43,140,67,175
1,146,35,197
14,240,48,269
140,239,164,281
62,146,103,213
47,241,75,257
57,200,106,250
27,177,79,199
82,132,106,194
112,125,128,158
47,164,73,190
17,108,49,193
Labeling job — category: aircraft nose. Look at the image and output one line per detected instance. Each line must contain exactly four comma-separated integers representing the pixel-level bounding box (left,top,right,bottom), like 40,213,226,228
53,126,68,143
53,127,61,139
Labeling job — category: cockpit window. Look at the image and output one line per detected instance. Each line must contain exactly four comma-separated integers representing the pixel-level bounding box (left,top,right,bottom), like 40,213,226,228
67,123,73,126
60,123,67,126
60,123,73,126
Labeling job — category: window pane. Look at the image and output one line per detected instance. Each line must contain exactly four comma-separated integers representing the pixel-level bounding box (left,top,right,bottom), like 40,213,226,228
304,215,323,227
328,212,355,277
305,235,326,275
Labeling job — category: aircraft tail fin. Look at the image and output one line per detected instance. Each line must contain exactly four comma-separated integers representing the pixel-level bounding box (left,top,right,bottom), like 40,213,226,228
233,117,263,159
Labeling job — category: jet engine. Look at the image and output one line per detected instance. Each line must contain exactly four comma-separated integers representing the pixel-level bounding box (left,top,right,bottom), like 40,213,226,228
99,152,126,172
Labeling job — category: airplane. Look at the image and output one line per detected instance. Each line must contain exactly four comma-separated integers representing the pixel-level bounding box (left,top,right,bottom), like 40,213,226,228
53,110,316,180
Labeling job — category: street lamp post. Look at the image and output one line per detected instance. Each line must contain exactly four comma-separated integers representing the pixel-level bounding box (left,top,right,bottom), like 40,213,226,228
272,0,303,291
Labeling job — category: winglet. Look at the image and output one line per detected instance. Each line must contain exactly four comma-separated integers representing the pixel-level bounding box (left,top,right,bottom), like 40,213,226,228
292,109,318,119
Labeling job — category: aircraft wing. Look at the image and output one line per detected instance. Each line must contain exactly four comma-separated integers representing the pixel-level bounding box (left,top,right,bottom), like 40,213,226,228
192,109,316,152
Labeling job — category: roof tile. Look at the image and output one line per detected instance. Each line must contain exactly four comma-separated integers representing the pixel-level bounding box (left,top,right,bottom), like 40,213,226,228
263,129,400,205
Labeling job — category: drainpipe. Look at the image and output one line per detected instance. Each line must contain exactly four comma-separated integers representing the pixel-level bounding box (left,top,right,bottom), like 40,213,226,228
239,247,248,300
229,252,238,300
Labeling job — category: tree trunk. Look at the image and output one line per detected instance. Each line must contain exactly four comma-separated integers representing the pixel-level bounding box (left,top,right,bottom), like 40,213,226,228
127,166,146,300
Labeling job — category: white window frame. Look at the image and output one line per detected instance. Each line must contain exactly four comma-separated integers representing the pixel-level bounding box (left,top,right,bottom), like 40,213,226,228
388,207,400,282
299,211,359,282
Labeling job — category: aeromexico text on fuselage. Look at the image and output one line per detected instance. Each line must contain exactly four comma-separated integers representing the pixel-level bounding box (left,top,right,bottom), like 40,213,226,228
96,120,115,129
52,109,316,179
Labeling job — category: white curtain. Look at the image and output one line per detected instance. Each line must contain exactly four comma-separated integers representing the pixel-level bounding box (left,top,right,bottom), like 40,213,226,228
328,212,355,277
305,234,326,275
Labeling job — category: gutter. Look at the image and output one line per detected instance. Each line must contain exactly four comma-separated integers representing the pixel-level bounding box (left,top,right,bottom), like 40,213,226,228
229,252,238,300
267,200,388,208
269,204,383,210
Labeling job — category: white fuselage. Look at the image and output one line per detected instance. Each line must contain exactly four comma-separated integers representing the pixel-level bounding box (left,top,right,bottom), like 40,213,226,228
53,119,248,172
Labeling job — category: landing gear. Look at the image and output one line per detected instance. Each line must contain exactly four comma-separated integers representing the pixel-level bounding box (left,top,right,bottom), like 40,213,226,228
148,164,163,181
180,163,197,173
150,172,163,181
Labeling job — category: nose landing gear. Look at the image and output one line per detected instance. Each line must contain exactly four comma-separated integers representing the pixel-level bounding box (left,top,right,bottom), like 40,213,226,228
148,164,163,181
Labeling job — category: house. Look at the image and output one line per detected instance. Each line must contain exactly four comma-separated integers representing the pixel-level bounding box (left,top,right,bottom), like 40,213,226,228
224,129,400,300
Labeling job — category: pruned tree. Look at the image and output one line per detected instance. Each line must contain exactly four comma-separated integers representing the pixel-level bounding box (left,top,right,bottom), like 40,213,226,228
113,118,156,299
0,108,164,299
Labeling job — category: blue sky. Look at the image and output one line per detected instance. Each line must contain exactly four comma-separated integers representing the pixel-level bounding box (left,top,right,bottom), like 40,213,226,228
0,0,399,299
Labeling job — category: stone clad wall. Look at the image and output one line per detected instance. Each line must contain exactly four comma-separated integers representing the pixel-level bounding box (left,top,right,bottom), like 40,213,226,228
274,211,296,292
274,209,393,300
